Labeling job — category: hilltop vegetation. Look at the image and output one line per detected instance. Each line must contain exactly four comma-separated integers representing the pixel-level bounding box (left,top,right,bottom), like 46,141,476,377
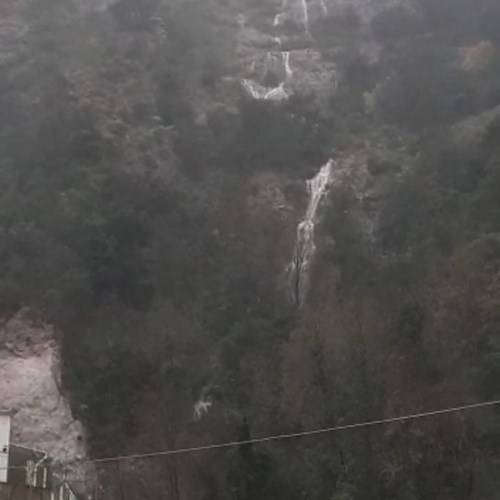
1,0,500,498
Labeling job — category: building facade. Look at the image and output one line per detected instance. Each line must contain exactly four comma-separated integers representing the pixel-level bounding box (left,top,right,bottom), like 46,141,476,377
0,412,79,499
0,411,11,484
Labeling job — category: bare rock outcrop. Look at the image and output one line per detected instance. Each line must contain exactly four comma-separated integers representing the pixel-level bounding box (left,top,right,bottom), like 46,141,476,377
0,309,87,476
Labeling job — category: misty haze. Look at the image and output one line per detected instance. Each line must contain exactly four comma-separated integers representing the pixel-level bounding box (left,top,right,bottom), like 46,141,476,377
1,0,500,498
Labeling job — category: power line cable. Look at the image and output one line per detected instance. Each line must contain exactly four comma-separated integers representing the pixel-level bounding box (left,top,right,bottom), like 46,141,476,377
89,398,500,464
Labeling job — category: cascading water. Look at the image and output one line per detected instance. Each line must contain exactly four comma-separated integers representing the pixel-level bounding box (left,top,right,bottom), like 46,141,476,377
238,0,335,301
273,12,284,27
288,160,334,306
241,51,293,101
283,51,293,80
300,0,310,34
265,82,289,100
241,0,297,100
242,79,289,101
193,387,213,421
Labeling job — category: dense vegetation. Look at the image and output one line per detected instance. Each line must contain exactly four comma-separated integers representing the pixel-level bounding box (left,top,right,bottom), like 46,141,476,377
2,0,500,498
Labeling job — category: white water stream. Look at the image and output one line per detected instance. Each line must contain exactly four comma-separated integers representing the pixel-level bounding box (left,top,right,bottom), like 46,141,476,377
283,51,293,80
241,0,330,100
242,79,290,101
193,386,213,421
238,0,333,306
242,0,299,101
300,0,310,34
288,161,334,306
193,397,212,421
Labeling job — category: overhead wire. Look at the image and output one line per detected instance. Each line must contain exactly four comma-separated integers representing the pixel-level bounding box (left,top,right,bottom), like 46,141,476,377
88,398,500,464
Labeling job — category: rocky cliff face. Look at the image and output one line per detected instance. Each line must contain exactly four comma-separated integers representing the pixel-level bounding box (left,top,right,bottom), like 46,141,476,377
0,310,87,476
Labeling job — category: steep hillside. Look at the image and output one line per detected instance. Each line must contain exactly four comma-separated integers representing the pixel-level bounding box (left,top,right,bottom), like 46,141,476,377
2,0,500,498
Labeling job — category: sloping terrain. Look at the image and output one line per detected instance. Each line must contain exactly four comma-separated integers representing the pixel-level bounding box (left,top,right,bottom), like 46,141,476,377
1,0,500,498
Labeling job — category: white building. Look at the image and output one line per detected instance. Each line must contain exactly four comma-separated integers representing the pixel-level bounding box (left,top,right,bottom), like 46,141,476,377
0,412,81,499
0,411,12,483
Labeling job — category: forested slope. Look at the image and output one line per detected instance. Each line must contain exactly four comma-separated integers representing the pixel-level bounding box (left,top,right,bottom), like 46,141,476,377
2,0,500,498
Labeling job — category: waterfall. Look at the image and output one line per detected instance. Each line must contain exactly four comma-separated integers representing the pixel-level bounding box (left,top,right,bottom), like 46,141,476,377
241,45,293,100
193,387,213,421
240,0,295,100
273,12,284,27
265,82,289,100
265,50,292,81
242,79,290,101
283,51,293,80
193,398,212,421
300,0,309,34
288,161,334,306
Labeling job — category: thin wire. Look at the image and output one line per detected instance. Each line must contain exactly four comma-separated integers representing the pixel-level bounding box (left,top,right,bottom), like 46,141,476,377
90,398,500,464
